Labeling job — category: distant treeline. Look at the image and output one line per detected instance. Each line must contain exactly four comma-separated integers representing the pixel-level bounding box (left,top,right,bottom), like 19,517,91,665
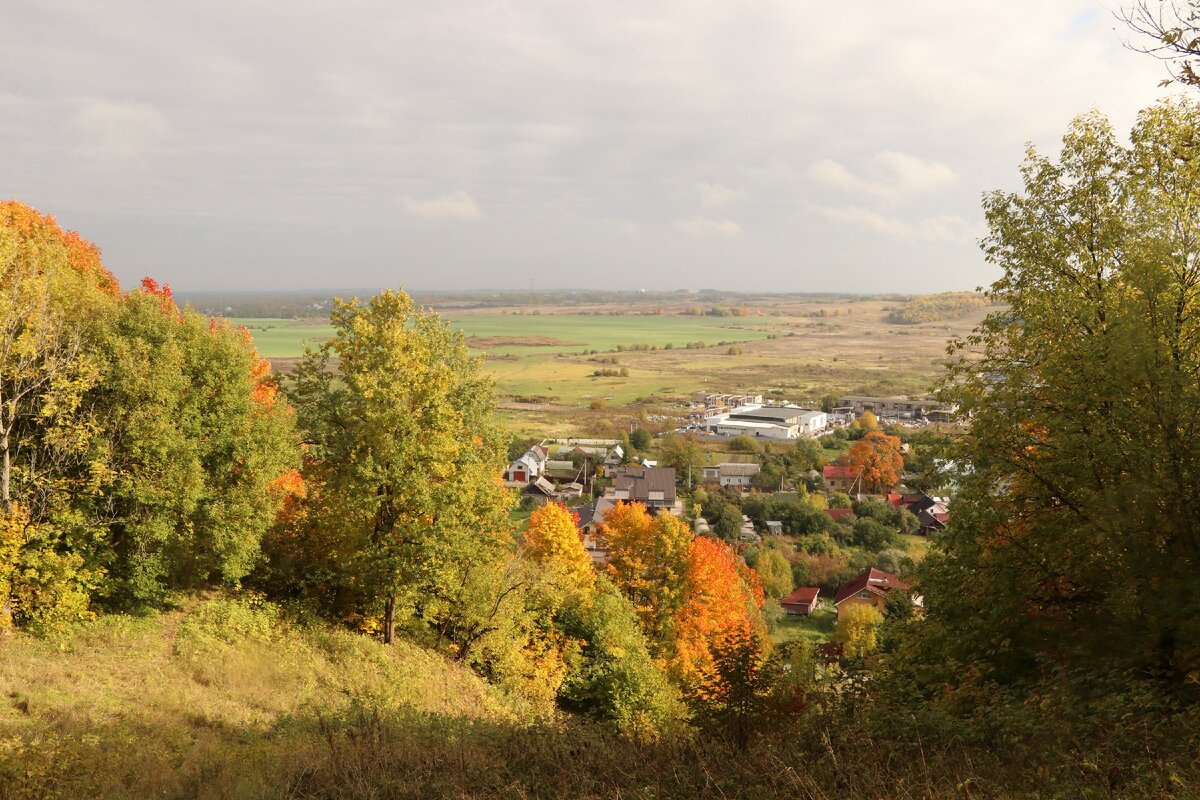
884,291,994,324
178,289,920,319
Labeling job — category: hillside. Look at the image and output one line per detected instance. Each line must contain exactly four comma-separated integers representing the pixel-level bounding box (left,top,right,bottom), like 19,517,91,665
3,595,1198,800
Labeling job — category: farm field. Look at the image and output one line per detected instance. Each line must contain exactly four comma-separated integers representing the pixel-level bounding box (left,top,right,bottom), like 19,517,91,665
245,297,990,438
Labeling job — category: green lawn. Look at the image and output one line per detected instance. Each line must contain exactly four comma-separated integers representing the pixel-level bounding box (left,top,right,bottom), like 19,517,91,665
771,604,836,645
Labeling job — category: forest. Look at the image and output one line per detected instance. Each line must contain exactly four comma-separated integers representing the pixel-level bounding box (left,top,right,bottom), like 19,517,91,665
7,97,1200,798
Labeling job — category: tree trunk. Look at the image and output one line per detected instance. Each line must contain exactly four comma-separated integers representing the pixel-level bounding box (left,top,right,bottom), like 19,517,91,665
1,430,9,513
383,594,396,644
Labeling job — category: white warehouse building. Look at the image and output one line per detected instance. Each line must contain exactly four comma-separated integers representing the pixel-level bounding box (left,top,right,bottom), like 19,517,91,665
703,404,828,439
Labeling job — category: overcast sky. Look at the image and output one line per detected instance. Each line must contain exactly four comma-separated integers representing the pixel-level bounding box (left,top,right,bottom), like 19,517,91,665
0,1,1179,293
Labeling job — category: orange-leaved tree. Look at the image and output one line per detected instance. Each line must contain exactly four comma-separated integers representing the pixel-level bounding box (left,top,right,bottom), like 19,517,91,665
599,501,693,650
673,535,766,687
523,501,595,601
847,430,904,493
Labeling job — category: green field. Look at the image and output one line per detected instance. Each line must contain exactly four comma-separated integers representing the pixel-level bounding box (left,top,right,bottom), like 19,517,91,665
236,314,780,360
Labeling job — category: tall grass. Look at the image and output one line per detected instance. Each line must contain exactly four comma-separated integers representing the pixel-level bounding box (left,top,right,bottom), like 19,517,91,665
2,596,1198,799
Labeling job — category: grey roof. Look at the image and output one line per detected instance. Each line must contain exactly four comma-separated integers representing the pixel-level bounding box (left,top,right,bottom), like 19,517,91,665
729,405,811,423
611,465,677,504
718,463,761,477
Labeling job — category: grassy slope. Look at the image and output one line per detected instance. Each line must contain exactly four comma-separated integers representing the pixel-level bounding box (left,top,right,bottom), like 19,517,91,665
0,596,528,799
2,596,1197,799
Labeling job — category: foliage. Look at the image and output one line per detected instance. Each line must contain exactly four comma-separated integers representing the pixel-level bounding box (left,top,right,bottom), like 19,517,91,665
884,291,992,324
598,501,692,649
522,502,594,602
749,546,793,599
657,433,704,483
837,602,883,661
847,431,904,492
281,289,512,643
674,535,766,685
914,100,1200,704
629,427,652,451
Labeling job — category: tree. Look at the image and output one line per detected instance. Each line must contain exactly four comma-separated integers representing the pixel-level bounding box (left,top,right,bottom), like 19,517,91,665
598,501,693,649
522,502,594,601
751,547,793,600
837,603,883,661
658,433,704,487
847,431,904,493
629,428,653,451
1123,2,1200,87
914,100,1200,697
674,535,766,684
850,411,879,432
288,289,511,644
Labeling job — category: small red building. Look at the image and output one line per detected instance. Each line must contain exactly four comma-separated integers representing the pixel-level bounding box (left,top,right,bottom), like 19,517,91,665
780,587,820,616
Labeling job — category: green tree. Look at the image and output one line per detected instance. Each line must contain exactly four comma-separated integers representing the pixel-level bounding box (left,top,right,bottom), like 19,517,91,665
751,547,793,600
629,428,652,451
915,100,1200,696
658,433,704,485
289,289,511,644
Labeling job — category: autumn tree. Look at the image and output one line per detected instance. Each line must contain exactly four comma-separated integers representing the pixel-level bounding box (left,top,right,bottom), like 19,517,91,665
657,433,704,486
674,535,766,685
847,431,904,493
522,501,595,601
910,100,1200,700
837,603,883,661
287,289,511,644
599,501,693,649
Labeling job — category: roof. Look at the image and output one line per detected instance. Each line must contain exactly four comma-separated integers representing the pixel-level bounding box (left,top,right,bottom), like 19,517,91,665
834,568,909,605
729,404,810,423
576,497,615,529
718,462,761,477
826,507,855,523
781,587,820,606
611,466,677,505
523,477,557,497
823,464,862,481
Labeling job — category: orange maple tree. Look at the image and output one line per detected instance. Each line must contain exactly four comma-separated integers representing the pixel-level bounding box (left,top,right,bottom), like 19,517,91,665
673,535,766,686
0,200,119,294
847,430,905,492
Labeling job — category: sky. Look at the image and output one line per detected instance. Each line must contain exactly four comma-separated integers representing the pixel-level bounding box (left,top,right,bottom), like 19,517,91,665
0,1,1181,293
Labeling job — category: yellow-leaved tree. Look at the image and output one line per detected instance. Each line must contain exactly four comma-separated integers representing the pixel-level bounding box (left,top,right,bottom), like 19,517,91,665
522,501,595,602
838,602,883,660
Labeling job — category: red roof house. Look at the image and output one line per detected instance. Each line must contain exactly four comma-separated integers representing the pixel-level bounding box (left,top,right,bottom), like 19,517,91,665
823,464,863,492
780,587,820,616
833,567,910,620
826,507,855,523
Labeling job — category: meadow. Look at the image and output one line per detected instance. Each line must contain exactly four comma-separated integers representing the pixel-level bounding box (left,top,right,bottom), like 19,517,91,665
243,297,989,438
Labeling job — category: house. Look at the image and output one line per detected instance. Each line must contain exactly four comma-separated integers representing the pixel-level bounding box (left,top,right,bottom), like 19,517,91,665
898,492,951,534
826,507,855,524
780,587,820,616
833,567,911,620
603,466,682,514
822,464,862,493
576,497,617,564
765,520,783,535
522,476,559,501
504,443,550,484
836,395,956,420
702,462,761,488
602,445,625,477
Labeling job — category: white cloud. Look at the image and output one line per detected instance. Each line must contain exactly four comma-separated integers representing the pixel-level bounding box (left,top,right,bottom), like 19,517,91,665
807,152,957,199
73,99,169,170
675,218,742,238
697,181,745,208
402,191,482,220
814,205,980,244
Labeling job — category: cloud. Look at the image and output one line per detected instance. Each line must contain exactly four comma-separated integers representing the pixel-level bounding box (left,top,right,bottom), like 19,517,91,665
675,218,742,238
814,205,980,244
697,182,745,208
401,191,482,220
807,152,957,199
73,99,169,170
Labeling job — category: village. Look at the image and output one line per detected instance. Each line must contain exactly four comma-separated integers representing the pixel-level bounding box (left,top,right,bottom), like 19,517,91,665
502,392,957,646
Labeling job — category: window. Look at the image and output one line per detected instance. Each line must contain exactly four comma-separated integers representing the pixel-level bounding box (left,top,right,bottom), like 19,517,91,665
648,491,665,501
